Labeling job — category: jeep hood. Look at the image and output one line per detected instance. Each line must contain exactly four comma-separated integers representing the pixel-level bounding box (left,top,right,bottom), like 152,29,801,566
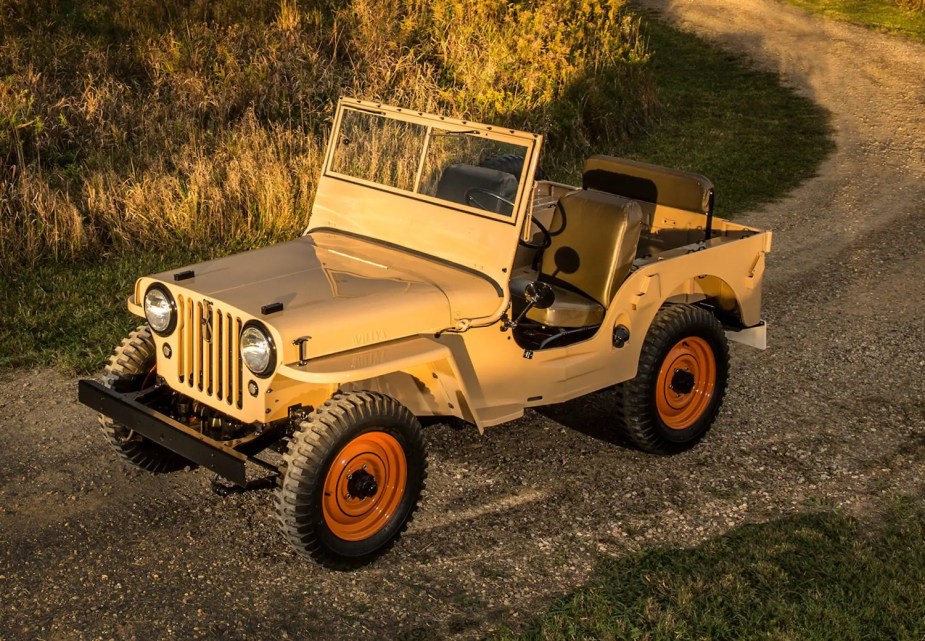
145,231,502,361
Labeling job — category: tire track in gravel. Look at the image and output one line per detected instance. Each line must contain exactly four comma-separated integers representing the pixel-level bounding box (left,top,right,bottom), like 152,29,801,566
2,2,924,639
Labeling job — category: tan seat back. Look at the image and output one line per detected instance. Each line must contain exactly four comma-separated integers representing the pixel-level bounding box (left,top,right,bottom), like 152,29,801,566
541,190,642,307
582,155,714,214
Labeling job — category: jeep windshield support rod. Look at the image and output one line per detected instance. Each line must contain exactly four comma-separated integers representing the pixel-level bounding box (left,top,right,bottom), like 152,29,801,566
704,189,715,241
412,126,434,194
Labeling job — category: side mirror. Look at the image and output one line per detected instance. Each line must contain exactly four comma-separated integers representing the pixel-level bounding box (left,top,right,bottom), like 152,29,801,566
504,280,557,331
524,281,555,310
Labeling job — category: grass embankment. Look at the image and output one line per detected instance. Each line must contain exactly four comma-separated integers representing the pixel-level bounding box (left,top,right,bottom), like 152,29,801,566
779,0,925,41
0,1,832,372
621,18,832,217
492,498,925,640
0,0,652,269
2,0,650,370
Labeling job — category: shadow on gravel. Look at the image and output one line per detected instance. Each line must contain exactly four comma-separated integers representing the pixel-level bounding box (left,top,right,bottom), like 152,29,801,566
531,388,634,448
490,497,925,640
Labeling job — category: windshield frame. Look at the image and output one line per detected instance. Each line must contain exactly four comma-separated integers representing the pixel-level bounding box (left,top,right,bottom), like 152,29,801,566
321,100,540,225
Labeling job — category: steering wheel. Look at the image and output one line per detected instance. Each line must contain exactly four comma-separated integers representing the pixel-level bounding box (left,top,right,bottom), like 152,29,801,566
464,187,514,214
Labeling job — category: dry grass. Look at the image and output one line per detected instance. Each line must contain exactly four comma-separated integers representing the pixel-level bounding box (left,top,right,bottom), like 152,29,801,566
0,0,654,270
895,0,925,11
1,13,834,373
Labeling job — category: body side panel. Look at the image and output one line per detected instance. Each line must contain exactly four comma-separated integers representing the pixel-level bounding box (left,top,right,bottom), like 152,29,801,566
257,228,770,429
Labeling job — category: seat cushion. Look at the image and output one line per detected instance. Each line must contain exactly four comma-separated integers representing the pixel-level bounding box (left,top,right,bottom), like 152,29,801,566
510,278,604,328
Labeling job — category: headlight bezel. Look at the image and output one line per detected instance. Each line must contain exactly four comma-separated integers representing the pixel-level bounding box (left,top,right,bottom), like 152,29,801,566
143,283,177,336
240,320,277,378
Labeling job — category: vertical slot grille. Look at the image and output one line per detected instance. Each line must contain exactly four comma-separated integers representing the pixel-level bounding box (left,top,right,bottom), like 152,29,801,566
175,295,243,409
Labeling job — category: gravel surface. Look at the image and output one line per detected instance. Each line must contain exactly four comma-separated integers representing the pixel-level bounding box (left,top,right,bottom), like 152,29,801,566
2,1,925,639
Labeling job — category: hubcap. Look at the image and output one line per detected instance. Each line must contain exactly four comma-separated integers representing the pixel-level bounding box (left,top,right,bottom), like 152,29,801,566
670,368,696,394
321,431,407,541
347,468,379,500
655,337,717,430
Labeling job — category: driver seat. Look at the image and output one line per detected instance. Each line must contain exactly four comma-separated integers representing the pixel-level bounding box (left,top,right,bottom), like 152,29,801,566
513,189,643,328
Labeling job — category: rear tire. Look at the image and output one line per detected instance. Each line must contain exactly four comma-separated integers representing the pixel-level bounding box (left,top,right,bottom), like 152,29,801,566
616,305,729,454
275,391,427,569
98,325,190,473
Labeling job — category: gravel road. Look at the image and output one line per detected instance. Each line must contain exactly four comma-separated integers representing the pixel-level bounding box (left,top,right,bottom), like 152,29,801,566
2,1,924,639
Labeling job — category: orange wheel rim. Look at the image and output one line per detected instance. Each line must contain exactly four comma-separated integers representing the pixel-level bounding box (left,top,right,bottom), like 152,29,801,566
655,336,716,430
322,431,407,541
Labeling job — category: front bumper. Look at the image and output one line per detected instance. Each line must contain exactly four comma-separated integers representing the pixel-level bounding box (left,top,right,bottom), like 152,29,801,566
78,380,277,487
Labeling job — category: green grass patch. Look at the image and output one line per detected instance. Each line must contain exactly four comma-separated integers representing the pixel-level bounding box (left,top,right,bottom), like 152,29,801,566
492,497,925,640
0,251,204,372
777,0,925,41
620,17,833,217
0,16,832,373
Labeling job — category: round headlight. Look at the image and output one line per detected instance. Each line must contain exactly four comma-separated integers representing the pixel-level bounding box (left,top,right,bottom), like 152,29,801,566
144,285,176,335
241,322,276,377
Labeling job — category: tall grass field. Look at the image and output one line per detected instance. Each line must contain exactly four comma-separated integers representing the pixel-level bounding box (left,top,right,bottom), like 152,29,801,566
0,0,653,269
0,1,833,371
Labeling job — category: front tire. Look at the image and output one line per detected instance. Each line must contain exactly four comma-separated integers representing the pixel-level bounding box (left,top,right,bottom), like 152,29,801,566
275,391,427,569
98,325,191,473
616,305,729,454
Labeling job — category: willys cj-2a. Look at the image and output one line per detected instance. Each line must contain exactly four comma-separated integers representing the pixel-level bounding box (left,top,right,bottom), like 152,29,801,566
79,97,771,569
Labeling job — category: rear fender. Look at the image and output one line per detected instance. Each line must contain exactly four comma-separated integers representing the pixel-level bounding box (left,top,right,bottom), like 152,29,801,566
625,231,770,328
607,230,771,378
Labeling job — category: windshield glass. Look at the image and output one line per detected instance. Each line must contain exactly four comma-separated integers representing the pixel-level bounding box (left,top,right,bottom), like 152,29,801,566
329,107,531,218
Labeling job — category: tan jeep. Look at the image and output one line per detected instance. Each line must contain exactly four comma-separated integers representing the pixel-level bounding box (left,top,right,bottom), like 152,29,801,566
79,97,771,569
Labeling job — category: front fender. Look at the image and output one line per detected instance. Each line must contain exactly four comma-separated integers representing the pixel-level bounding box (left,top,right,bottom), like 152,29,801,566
276,336,478,424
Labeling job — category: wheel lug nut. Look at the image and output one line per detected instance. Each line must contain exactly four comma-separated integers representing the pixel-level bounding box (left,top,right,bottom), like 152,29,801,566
347,473,353,480
362,464,367,470
346,493,352,499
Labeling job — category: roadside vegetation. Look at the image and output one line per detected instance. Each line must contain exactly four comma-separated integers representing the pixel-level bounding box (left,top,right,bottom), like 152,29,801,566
0,0,831,372
779,0,925,41
621,17,833,216
493,497,925,641
0,0,653,269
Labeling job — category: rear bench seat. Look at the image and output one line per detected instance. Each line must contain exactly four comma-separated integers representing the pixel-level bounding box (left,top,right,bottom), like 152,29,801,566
582,155,714,255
